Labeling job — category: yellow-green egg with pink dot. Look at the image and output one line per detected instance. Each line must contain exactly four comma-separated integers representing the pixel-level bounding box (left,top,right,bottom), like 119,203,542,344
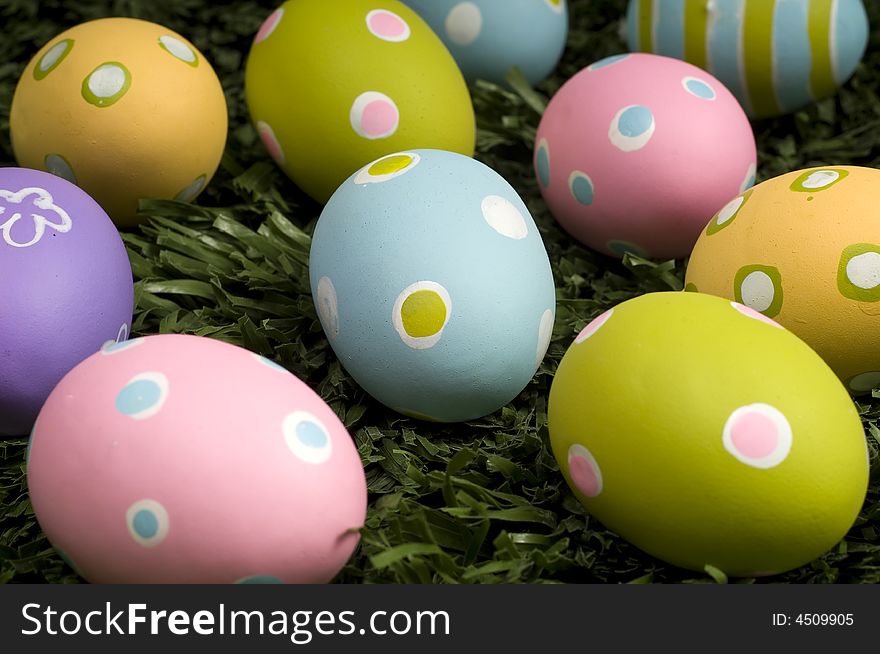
549,292,868,577
687,165,880,394
244,0,475,204
9,18,228,226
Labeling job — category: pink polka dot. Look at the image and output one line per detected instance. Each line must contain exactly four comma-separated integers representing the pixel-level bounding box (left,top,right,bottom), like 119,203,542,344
257,121,284,165
568,444,603,497
575,308,613,344
350,92,399,139
731,302,783,329
366,9,410,42
722,404,792,469
254,8,283,44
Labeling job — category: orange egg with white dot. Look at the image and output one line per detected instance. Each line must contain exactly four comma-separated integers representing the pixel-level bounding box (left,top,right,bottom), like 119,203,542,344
10,17,227,226
687,165,880,394
245,0,475,204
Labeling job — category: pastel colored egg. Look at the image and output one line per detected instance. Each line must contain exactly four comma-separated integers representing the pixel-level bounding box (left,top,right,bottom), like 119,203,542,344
686,165,880,394
27,334,367,584
401,0,568,86
0,167,133,437
245,0,476,204
309,149,556,422
534,52,756,259
549,292,868,577
10,18,228,226
626,0,869,119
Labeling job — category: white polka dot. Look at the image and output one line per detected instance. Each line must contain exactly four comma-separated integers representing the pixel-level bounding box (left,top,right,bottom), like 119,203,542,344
353,152,421,185
445,2,482,45
117,323,129,342
481,195,528,240
315,276,339,339
740,271,775,313
159,35,196,63
608,105,655,152
350,91,399,140
88,64,127,98
741,162,756,192
715,196,745,227
392,281,452,350
849,371,880,393
800,170,840,189
126,499,169,547
283,411,333,464
39,41,69,72
722,404,792,469
846,252,880,290
575,309,613,344
536,309,554,368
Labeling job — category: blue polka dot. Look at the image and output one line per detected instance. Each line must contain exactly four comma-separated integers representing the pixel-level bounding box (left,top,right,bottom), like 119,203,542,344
26,426,35,463
536,141,551,187
237,575,284,584
588,54,630,70
132,509,159,539
570,173,594,205
55,548,82,576
296,420,328,448
617,106,653,137
257,354,288,373
608,240,648,258
115,377,165,418
684,77,716,100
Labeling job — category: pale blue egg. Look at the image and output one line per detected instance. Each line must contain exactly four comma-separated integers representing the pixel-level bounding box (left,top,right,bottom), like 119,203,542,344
401,0,568,87
309,149,556,423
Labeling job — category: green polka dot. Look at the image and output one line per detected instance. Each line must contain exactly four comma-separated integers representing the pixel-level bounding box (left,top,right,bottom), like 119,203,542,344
684,282,698,293
838,243,880,302
608,240,648,258
158,35,199,67
81,62,132,108
734,264,784,318
707,189,753,236
789,168,849,193
34,39,74,80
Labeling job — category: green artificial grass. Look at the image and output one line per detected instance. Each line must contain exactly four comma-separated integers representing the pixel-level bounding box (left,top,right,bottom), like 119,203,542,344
1,0,879,584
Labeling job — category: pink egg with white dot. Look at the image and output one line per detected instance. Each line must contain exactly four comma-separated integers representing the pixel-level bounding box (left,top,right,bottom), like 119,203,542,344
535,53,756,259
26,334,367,584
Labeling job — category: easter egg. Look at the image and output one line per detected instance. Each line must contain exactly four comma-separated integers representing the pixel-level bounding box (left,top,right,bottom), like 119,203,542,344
549,292,868,577
0,168,133,437
534,52,756,259
309,149,556,422
245,0,476,204
401,0,568,87
27,334,368,584
10,18,228,226
686,165,880,393
626,0,869,119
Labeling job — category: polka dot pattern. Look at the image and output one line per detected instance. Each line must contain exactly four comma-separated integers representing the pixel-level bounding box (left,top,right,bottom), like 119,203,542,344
568,443,603,497
445,2,482,46
173,174,206,203
102,336,142,356
838,244,880,302
568,171,594,205
607,240,647,258
366,9,411,42
535,139,551,187
536,309,554,368
236,575,283,584
254,8,284,44
481,195,528,240
354,152,420,185
731,302,784,329
575,308,613,344
722,404,792,469
44,153,76,184
115,372,169,420
789,168,849,193
741,163,757,192
735,264,783,317
252,352,289,374
158,35,198,66
544,0,565,14
587,54,629,70
350,91,399,140
257,121,285,165
848,371,880,393
392,281,452,349
682,76,716,100
608,105,655,152
283,411,333,464
315,276,339,339
81,62,131,107
706,190,752,236
34,39,74,80
126,499,170,547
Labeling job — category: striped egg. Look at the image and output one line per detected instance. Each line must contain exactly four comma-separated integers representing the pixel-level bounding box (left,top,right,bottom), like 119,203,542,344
626,0,869,118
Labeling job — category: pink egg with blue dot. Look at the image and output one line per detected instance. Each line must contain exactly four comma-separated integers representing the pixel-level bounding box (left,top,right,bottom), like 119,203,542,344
26,334,367,584
534,52,756,259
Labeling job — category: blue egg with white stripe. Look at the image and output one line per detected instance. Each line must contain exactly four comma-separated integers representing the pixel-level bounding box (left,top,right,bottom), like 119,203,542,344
401,0,569,87
626,0,868,118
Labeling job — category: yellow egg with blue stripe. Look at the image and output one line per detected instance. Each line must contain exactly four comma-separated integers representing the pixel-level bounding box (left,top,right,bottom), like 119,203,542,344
626,0,869,118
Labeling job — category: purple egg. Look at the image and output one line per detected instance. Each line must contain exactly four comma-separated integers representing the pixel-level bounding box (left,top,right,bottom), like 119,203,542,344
0,167,133,436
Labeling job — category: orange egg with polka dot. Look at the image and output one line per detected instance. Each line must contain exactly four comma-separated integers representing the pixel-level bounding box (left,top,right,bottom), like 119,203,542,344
244,0,476,204
686,165,880,394
10,18,228,227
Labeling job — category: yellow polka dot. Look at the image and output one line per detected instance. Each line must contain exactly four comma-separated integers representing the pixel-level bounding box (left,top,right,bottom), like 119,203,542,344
549,0,561,4
368,154,413,177
401,290,447,337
